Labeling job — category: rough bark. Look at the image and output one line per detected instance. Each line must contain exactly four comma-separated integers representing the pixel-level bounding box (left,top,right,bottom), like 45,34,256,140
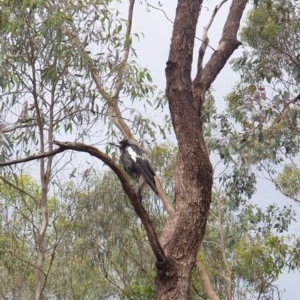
155,0,248,299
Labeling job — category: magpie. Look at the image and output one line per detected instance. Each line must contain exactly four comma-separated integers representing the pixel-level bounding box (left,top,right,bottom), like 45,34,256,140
110,139,158,197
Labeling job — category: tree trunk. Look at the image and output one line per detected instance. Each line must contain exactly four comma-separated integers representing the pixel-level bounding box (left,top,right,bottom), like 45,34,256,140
155,0,248,298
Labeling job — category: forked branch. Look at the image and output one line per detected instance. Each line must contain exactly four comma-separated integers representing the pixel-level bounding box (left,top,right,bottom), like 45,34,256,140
196,0,229,73
196,0,248,91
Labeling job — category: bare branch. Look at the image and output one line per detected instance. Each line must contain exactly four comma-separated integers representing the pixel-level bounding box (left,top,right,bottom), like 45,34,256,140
107,0,136,139
145,0,215,51
145,0,174,24
0,122,36,134
51,140,168,265
0,148,64,167
112,0,135,100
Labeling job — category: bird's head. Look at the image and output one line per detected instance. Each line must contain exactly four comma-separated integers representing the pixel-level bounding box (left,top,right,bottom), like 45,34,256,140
108,142,121,149
109,139,129,149
109,139,140,150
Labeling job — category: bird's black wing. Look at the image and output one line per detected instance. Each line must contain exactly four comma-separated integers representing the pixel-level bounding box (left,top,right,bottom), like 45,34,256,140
135,155,158,194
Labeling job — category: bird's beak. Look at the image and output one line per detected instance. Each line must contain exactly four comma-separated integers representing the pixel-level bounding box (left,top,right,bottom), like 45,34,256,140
109,142,120,148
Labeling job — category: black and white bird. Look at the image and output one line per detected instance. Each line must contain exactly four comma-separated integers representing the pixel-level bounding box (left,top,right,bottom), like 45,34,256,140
110,139,158,198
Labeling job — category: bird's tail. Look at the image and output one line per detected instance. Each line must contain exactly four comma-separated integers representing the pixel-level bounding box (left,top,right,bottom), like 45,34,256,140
154,175,175,218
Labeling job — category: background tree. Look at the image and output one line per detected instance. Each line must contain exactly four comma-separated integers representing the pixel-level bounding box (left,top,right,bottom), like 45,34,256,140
224,0,300,201
199,0,300,298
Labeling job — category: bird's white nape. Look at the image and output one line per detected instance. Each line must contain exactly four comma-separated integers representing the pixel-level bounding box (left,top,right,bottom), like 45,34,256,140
127,146,138,162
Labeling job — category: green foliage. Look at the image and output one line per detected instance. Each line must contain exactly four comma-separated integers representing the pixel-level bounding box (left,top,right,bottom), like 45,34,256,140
0,146,188,298
0,0,169,297
0,175,42,299
204,1,300,206
236,0,300,84
0,0,159,166
235,234,298,284
276,165,300,199
201,83,300,297
1,0,300,298
1,140,299,299
242,7,279,49
201,194,299,299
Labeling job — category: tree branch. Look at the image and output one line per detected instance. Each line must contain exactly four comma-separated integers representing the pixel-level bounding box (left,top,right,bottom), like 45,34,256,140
0,148,65,167
197,261,220,300
0,122,36,134
64,5,134,140
197,0,248,91
51,141,168,265
145,0,215,51
107,0,136,139
279,92,300,119
0,175,36,202
154,176,175,218
196,0,228,73
1,140,169,265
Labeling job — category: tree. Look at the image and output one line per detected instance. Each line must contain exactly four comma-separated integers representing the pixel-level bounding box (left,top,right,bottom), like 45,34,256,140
158,0,247,297
1,0,155,298
226,0,300,202
198,1,300,298
1,0,278,299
